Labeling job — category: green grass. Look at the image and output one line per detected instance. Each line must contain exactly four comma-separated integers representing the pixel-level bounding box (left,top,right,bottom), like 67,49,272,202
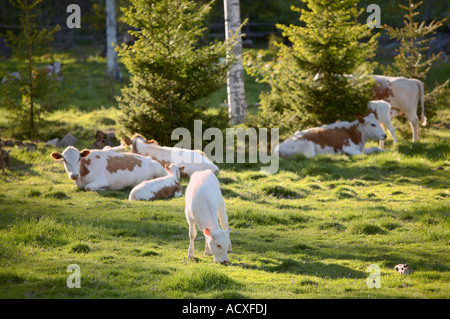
0,48,449,299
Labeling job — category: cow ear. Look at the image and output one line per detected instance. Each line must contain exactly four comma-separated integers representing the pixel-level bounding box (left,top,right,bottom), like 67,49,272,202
51,152,63,161
122,137,132,146
203,228,212,238
179,165,185,172
80,149,90,158
356,115,365,123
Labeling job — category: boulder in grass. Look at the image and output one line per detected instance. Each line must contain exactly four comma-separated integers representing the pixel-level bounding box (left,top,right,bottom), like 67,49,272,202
92,129,119,149
57,133,77,147
45,137,60,146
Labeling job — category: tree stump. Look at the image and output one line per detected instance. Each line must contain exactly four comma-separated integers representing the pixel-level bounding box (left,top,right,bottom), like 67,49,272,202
93,129,119,149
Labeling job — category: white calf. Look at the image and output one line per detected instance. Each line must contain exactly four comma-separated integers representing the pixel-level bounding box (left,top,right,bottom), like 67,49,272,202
129,163,183,201
276,113,387,158
185,170,231,264
51,146,167,191
368,100,397,148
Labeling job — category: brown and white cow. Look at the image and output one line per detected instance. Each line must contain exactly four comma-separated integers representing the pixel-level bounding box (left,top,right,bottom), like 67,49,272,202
128,163,183,201
372,75,425,142
276,113,387,158
51,146,167,191
313,73,426,142
123,134,219,177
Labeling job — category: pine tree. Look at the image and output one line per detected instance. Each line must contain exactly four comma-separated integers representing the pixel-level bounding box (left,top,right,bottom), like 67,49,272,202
382,0,449,120
244,0,378,136
0,0,60,140
116,0,242,146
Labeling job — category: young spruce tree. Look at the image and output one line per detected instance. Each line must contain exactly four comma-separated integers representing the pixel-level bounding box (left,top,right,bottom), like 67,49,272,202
1,0,60,140
245,0,378,136
117,0,241,146
382,0,449,120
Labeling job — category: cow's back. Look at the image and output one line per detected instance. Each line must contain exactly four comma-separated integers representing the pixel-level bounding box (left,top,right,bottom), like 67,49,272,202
83,151,166,190
185,170,221,221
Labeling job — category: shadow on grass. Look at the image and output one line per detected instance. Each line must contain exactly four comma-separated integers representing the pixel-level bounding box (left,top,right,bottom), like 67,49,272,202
397,141,449,161
234,258,367,279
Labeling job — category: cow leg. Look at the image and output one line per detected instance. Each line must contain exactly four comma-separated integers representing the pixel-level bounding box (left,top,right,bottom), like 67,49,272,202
343,147,362,156
379,123,385,148
204,237,212,256
217,198,232,253
363,147,384,154
384,121,398,144
84,181,109,191
405,112,420,142
187,216,197,259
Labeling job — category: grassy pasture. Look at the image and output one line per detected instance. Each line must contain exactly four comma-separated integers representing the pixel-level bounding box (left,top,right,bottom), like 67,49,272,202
0,48,449,299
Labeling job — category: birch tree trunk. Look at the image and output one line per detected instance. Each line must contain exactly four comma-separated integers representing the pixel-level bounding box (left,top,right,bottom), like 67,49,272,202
224,0,247,125
106,0,121,80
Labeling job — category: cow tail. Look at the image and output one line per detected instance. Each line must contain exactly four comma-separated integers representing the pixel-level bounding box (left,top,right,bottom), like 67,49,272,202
418,80,426,126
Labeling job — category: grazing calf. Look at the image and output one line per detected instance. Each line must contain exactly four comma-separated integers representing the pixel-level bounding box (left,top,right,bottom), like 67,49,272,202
368,100,397,148
276,113,387,158
129,163,184,201
123,134,219,177
51,146,167,191
185,170,231,264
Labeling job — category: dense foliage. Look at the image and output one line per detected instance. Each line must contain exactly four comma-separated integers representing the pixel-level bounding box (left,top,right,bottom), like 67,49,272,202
0,0,61,140
382,0,449,121
245,0,379,135
116,0,240,146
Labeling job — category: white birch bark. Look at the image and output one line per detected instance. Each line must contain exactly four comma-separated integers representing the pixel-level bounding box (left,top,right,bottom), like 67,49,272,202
106,0,121,80
224,0,247,125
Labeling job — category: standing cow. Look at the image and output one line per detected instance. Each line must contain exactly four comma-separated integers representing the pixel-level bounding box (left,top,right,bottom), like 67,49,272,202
51,146,167,191
314,73,426,142
372,75,425,142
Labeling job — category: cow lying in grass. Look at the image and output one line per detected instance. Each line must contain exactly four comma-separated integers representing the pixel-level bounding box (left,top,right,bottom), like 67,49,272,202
129,163,183,201
123,134,219,177
276,113,387,158
51,146,167,191
185,169,231,264
2,62,63,84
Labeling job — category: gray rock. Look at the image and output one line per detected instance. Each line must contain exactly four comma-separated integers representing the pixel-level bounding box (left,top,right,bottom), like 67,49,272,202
57,133,77,147
45,137,59,146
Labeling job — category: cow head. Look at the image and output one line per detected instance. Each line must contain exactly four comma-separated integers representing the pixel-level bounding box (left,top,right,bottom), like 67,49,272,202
203,228,231,264
356,113,387,141
165,163,184,180
122,134,155,153
51,146,90,181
